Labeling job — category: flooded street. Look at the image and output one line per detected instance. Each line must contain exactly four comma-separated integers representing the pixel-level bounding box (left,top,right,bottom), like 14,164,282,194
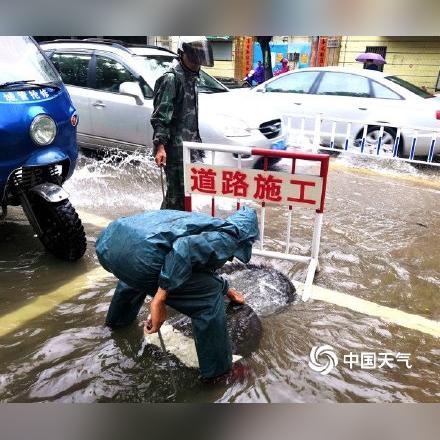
0,150,439,402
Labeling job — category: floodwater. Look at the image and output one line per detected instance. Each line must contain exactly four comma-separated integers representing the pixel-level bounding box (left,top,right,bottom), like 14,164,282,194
0,149,439,402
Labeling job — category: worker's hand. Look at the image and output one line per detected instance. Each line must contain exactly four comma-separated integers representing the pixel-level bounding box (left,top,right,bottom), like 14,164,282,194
155,144,166,167
227,287,245,305
144,288,168,334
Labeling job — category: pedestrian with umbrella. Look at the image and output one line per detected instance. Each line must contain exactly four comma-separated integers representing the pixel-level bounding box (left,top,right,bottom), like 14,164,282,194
356,52,386,71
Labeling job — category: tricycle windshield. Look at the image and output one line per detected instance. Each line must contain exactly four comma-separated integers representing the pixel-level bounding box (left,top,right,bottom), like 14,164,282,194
0,36,61,86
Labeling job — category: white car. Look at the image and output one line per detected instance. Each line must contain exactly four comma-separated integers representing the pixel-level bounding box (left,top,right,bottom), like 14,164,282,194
40,39,287,168
241,66,440,158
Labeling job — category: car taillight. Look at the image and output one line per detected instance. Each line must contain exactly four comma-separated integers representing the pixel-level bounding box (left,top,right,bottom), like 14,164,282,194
436,110,440,120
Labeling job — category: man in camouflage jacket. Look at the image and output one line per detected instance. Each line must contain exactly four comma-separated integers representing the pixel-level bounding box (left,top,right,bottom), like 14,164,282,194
150,37,214,210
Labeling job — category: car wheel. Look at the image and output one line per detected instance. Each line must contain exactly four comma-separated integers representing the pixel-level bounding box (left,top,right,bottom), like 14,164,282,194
355,126,403,157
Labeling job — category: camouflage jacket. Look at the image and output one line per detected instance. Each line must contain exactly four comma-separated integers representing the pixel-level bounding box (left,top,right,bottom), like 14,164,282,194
150,59,202,162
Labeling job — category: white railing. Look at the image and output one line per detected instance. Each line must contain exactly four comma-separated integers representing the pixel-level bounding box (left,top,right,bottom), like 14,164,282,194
285,113,440,167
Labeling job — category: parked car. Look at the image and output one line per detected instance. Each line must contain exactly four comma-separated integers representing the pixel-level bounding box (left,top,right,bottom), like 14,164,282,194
40,39,287,168
239,66,440,158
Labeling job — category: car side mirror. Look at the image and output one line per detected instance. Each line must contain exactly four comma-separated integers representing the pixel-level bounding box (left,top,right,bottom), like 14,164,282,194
256,85,266,93
119,82,145,105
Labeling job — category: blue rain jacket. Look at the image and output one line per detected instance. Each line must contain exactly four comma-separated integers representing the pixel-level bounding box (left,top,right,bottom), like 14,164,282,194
96,207,259,293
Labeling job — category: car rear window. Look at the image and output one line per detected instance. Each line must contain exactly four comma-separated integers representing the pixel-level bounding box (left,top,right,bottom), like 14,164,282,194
386,75,434,98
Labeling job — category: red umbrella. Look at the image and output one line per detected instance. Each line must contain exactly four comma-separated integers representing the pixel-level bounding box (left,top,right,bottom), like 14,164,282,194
355,52,386,65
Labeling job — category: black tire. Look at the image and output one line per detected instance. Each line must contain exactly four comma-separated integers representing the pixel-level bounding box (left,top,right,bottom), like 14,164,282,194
29,196,87,261
355,125,403,157
254,157,282,169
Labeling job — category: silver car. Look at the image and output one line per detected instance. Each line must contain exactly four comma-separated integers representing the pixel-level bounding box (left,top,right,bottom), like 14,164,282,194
41,39,287,168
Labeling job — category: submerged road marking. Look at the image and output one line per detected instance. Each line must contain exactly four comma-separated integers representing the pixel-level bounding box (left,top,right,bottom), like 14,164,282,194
1,209,439,339
77,211,113,228
0,266,113,338
296,283,440,338
330,161,440,189
0,211,114,338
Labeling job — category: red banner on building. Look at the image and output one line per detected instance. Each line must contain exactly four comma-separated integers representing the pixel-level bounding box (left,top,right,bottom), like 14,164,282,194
243,36,253,78
317,37,328,67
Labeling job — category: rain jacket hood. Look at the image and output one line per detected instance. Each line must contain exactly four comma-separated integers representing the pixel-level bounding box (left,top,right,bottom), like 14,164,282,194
226,207,259,262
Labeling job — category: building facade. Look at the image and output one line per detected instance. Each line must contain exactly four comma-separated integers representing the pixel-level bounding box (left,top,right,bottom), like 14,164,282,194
338,36,440,93
202,36,342,81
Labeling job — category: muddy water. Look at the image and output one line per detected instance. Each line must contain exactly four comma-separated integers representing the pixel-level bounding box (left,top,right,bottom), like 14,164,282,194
0,150,439,402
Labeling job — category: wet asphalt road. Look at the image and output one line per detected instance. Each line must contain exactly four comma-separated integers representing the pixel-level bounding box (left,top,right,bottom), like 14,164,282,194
0,150,439,402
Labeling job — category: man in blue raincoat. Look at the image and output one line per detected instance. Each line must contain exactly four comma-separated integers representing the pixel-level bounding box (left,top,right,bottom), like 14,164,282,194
96,206,259,382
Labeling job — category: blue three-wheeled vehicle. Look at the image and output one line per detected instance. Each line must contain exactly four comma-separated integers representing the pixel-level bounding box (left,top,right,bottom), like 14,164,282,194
0,36,86,261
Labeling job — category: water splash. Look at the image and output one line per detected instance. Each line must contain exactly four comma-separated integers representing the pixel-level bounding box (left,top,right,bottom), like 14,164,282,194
65,150,163,211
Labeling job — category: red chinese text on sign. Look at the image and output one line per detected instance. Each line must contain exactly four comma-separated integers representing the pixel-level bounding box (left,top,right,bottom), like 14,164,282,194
253,174,283,202
190,168,217,194
287,179,316,205
222,170,249,197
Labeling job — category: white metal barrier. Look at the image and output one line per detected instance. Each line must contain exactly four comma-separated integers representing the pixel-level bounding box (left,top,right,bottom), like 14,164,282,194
285,113,440,167
183,141,330,301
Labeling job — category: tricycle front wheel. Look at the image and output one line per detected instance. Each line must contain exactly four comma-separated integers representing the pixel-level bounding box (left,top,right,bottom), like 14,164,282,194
29,197,87,261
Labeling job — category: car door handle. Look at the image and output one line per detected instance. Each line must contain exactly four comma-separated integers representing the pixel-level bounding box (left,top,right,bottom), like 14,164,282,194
92,101,106,108
293,102,302,105
358,107,368,110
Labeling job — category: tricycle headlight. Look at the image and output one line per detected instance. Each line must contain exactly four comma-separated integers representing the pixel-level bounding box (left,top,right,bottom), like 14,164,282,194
216,115,251,137
30,115,57,146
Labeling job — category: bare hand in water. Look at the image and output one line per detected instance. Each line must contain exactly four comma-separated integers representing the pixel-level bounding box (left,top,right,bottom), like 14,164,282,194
227,288,245,305
144,288,168,334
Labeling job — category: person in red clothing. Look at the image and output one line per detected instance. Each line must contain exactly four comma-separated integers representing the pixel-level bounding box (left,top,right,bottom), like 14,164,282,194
274,58,289,76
